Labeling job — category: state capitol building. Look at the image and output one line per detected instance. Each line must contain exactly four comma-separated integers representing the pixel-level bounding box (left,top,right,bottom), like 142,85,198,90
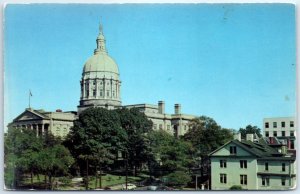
8,24,196,138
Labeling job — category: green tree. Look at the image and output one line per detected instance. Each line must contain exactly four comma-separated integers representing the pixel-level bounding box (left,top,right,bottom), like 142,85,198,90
164,171,192,188
184,116,234,156
4,127,43,189
91,144,115,189
4,127,74,190
38,145,74,190
238,125,262,139
148,130,194,176
64,107,127,190
114,108,153,176
183,116,234,178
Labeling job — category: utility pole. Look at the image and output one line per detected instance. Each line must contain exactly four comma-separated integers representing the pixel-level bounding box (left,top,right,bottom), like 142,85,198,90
195,175,198,190
125,152,128,190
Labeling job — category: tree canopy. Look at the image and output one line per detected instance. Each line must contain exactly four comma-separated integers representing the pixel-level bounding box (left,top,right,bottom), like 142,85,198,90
238,125,262,139
4,127,74,190
183,116,234,157
147,130,194,176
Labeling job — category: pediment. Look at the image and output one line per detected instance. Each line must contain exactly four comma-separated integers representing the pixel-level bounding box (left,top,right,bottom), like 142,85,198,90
14,110,45,122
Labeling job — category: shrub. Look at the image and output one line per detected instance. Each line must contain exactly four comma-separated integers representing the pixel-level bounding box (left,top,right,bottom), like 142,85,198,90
230,185,243,190
164,171,192,188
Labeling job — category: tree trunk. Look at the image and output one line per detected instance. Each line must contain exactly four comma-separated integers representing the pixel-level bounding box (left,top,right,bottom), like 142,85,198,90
30,171,33,189
99,166,102,189
85,159,89,190
49,175,52,190
134,164,137,177
95,166,97,189
44,174,47,189
125,159,128,190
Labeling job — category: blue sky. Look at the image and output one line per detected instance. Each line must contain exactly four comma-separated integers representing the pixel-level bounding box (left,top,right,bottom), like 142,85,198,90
4,4,296,130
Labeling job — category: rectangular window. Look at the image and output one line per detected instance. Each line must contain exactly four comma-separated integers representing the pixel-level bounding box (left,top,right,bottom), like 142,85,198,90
240,160,247,169
265,163,269,171
262,177,270,186
93,89,96,97
159,124,163,130
281,122,285,128
220,160,227,168
265,122,269,128
100,90,103,97
282,163,286,172
290,121,294,127
291,140,295,149
273,131,277,137
282,131,286,137
265,131,269,137
220,174,227,184
290,131,295,137
240,175,247,185
107,90,109,97
273,122,277,128
230,146,237,154
281,177,286,186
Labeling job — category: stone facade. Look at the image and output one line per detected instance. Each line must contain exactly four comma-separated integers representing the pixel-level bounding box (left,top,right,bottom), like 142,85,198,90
124,101,196,137
8,108,76,138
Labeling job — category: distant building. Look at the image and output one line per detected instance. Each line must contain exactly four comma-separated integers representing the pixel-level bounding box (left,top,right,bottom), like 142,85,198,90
8,24,196,137
263,117,296,151
124,101,196,137
7,108,76,138
209,134,296,190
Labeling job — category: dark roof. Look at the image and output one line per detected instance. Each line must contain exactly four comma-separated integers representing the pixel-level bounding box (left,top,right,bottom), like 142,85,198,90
233,139,281,158
210,138,295,160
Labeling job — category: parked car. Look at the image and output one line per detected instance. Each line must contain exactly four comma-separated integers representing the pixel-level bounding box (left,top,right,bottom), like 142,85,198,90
147,185,158,191
122,183,137,190
147,185,173,191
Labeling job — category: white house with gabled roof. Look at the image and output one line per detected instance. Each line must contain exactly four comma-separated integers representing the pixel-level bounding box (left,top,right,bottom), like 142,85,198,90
209,134,296,190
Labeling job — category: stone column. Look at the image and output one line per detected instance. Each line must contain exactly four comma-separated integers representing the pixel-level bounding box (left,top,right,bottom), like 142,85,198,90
36,124,39,137
42,124,45,135
110,79,113,99
103,78,106,99
96,79,100,97
82,80,85,99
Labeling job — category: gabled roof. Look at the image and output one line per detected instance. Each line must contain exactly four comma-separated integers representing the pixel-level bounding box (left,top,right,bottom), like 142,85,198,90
209,139,284,158
13,108,50,122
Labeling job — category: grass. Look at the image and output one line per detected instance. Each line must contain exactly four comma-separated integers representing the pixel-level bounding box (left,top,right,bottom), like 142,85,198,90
21,173,144,190
88,174,143,189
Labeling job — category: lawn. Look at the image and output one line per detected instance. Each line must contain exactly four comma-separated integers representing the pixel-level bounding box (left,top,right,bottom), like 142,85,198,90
21,174,145,190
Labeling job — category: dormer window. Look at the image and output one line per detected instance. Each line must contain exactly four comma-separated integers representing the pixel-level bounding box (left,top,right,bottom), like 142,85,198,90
230,146,237,154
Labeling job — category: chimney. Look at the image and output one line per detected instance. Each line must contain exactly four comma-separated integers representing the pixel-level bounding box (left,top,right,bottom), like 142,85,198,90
246,134,254,142
269,137,274,144
158,101,165,114
234,133,242,141
174,104,181,114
